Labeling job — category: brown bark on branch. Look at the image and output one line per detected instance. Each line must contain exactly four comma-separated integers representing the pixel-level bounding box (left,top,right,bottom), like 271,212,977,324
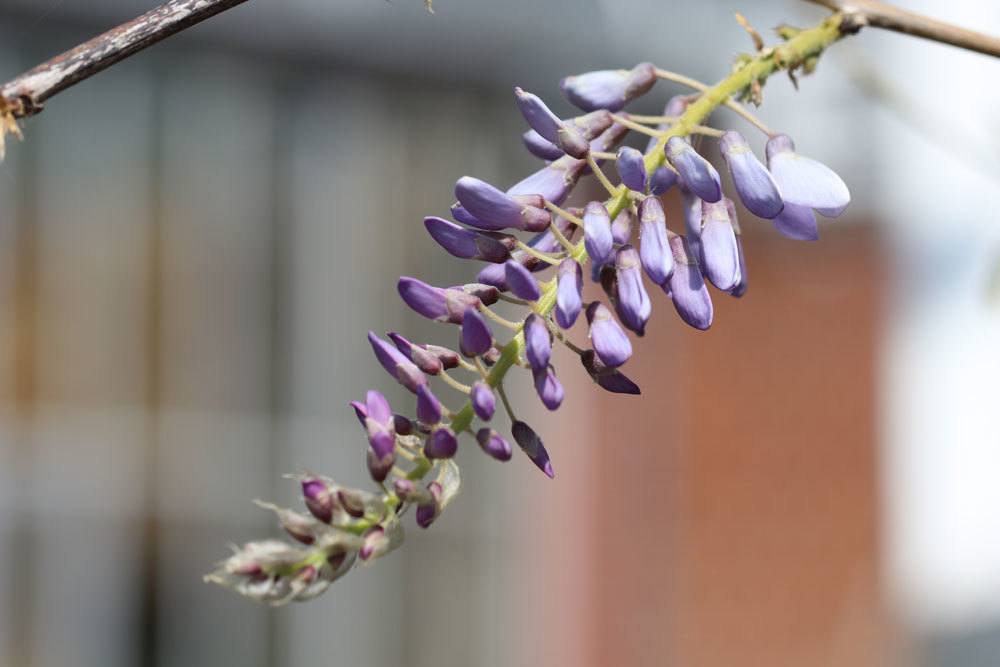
805,0,1000,59
0,0,251,120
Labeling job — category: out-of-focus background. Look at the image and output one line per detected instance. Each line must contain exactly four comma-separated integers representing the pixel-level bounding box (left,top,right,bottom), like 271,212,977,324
0,0,997,665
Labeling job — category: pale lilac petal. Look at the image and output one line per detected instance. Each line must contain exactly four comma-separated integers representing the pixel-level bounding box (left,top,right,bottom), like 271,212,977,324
665,136,721,203
638,197,673,285
719,131,783,219
699,200,741,291
766,134,850,217
772,202,819,241
555,258,583,328
586,301,632,367
665,235,713,331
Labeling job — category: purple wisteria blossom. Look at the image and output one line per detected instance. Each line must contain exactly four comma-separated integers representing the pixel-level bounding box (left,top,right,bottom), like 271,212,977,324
555,258,583,328
719,131,783,219
666,136,722,203
211,45,854,606
560,62,656,112
583,201,614,266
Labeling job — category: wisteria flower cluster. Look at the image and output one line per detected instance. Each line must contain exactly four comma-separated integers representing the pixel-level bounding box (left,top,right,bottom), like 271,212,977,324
206,18,851,604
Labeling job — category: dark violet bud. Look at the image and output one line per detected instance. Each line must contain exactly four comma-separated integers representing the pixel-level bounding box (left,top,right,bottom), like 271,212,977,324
586,301,632,368
532,365,565,411
583,201,614,266
476,428,513,462
424,344,461,370
394,414,414,436
388,332,443,376
638,197,673,285
415,482,443,529
771,202,819,240
730,231,748,298
699,200,741,291
416,384,443,425
765,134,850,217
424,216,512,264
665,136,722,203
511,420,555,478
454,176,550,232
555,258,583,329
504,260,542,301
581,349,641,395
616,146,647,192
460,308,493,357
368,331,427,393
560,62,656,112
649,165,678,195
614,245,651,336
664,235,713,331
471,381,496,421
523,313,552,371
522,129,564,160
611,208,634,246
514,87,589,159
424,426,458,459
301,476,334,524
507,158,587,208
349,400,367,426
719,131,783,219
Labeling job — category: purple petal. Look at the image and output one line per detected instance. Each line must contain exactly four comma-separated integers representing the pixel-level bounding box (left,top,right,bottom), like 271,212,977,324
616,146,647,192
388,332,443,375
368,331,427,392
532,366,565,411
730,233,748,298
415,482,442,529
581,349,641,395
638,197,673,285
424,216,512,263
560,62,656,112
397,276,448,321
471,381,496,421
511,421,555,478
524,313,552,371
455,176,550,232
611,208,634,246
522,129,563,160
460,308,493,357
504,260,542,301
583,201,614,266
614,245,651,336
507,158,587,207
772,202,819,241
766,134,850,217
567,110,614,140
301,476,334,523
719,131,783,219
699,200,741,291
514,87,589,159
416,384,442,425
365,389,392,426
665,236,713,330
665,136,722,203
586,302,632,368
349,400,368,426
476,428,513,462
555,258,583,328
424,427,458,459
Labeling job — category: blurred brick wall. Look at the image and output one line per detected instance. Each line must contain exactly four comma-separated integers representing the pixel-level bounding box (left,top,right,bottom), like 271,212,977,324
525,222,895,666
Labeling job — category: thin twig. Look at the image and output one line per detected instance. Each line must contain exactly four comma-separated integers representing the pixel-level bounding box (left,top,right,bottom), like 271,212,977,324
0,0,251,120
805,0,1000,58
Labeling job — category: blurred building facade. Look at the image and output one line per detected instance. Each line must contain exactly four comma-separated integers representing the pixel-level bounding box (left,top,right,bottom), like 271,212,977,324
0,1,997,666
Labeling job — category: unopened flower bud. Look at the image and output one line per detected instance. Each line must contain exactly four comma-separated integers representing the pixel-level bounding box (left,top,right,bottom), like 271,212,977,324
638,197,673,285
664,234,713,330
476,427,513,461
583,201,614,266
301,476,335,524
616,146,647,192
504,260,542,301
665,136,722,203
719,131,783,219
424,426,458,459
611,208,634,245
522,129,564,160
454,176,551,232
581,349,641,394
415,481,443,529
649,165,678,195
532,365,565,411
460,308,493,357
614,245,651,336
387,332,443,375
416,384,443,425
555,258,583,329
514,87,590,159
560,62,656,112
368,331,427,392
699,200,741,291
585,301,632,367
523,313,552,371
423,216,512,263
511,420,555,478
471,381,496,421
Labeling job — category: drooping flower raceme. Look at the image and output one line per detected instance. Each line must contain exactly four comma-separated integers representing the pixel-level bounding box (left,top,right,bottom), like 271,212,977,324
207,18,852,605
